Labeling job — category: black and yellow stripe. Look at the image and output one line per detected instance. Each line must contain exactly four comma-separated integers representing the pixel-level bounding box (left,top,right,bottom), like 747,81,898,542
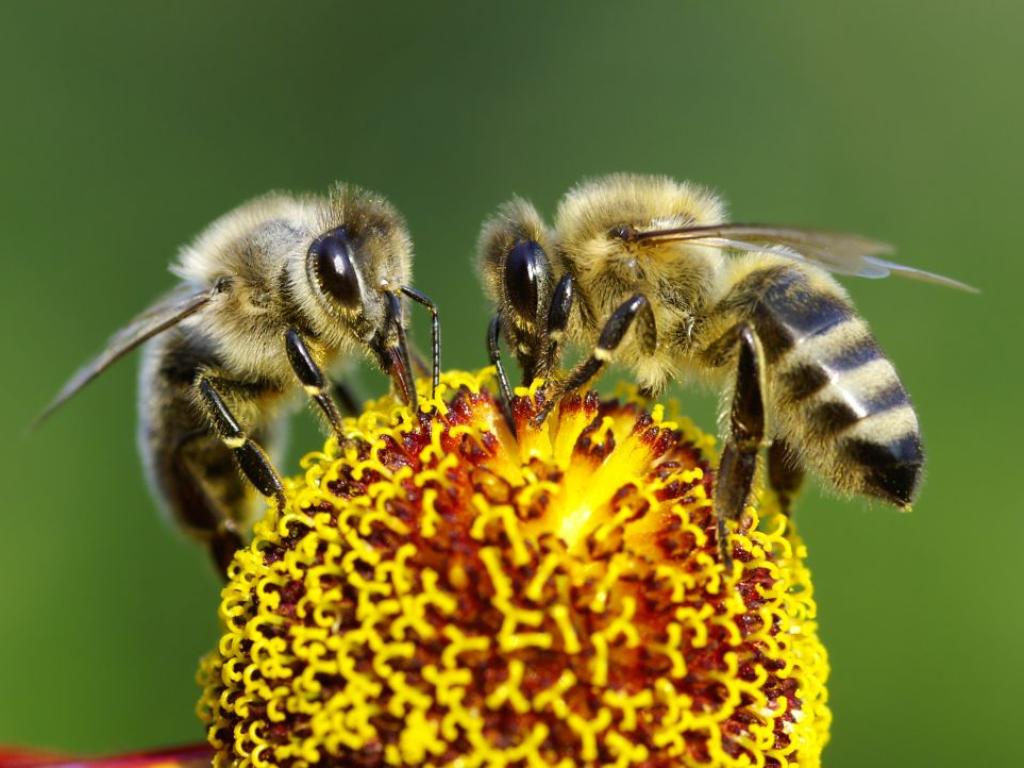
713,266,923,506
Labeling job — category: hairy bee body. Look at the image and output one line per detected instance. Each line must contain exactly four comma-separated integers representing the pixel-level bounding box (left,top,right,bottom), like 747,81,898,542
137,326,290,545
134,197,304,539
43,184,428,571
701,256,920,505
555,175,922,505
478,174,965,525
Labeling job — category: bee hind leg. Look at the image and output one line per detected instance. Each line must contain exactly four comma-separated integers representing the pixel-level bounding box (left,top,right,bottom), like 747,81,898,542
164,430,247,577
195,375,286,513
532,292,656,426
209,526,245,575
767,439,805,519
714,324,767,569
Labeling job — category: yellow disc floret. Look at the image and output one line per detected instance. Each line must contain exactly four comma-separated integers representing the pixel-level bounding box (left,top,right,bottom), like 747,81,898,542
197,369,830,768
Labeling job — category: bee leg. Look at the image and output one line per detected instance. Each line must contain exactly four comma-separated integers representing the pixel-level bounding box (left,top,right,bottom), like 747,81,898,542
637,385,662,409
400,285,441,398
533,293,656,426
210,526,245,575
284,328,346,438
487,314,517,434
714,324,766,568
535,273,576,380
195,375,286,513
166,428,247,577
768,440,805,519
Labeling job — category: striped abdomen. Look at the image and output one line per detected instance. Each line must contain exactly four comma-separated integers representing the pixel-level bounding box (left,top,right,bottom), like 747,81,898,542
721,266,923,506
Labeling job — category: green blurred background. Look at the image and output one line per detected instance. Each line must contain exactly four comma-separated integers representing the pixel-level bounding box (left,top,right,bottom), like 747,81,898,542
1,2,1019,765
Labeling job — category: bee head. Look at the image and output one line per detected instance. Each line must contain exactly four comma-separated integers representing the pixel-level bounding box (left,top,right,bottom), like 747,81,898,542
305,185,412,337
303,185,417,403
476,198,557,379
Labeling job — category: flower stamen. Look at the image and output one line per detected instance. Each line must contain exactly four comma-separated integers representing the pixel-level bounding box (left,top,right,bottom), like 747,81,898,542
198,368,830,768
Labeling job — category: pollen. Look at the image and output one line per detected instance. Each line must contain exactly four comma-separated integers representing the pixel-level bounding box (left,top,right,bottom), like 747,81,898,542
197,369,830,768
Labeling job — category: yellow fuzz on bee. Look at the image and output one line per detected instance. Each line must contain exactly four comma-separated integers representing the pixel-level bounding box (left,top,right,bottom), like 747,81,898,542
197,369,830,768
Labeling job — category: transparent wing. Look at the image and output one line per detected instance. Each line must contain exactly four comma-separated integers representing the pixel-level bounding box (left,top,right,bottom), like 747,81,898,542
632,223,978,292
33,283,220,427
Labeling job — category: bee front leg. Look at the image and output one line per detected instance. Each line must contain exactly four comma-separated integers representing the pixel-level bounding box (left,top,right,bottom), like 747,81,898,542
284,328,346,439
487,314,517,434
195,374,286,513
535,273,575,380
533,293,656,426
400,286,441,398
714,324,766,568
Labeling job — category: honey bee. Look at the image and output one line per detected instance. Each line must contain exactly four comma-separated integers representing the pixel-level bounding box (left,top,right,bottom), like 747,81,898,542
38,184,439,572
478,173,974,561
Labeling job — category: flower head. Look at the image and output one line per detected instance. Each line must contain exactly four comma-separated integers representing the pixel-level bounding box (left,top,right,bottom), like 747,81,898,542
197,370,830,768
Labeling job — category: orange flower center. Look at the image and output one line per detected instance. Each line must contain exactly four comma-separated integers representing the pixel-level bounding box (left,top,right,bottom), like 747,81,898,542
197,370,830,768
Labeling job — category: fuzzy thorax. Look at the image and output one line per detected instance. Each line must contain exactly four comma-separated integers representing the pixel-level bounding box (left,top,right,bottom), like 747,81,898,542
198,369,830,768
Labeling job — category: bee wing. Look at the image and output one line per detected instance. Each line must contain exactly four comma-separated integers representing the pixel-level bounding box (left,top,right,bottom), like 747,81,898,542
635,224,979,293
33,282,222,428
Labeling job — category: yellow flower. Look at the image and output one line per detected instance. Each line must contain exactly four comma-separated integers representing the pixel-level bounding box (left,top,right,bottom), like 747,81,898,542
196,369,829,768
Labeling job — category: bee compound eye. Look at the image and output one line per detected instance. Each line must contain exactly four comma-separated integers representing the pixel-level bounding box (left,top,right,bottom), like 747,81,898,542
504,239,544,321
311,228,361,309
